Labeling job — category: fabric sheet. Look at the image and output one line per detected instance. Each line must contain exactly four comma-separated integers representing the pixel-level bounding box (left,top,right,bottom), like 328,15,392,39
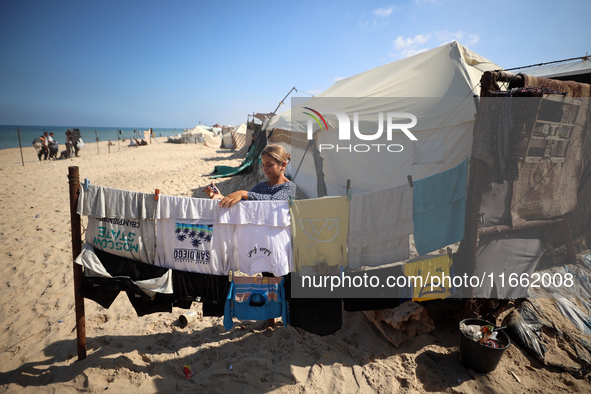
413,159,467,255
78,184,157,219
155,195,220,220
347,184,413,269
290,196,349,273
472,231,545,299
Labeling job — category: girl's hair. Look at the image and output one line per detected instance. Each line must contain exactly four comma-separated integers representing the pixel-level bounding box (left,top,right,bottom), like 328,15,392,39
261,144,291,165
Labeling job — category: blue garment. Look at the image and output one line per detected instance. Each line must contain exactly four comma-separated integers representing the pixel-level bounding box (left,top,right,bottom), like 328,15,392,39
247,181,296,201
413,160,468,256
223,277,289,330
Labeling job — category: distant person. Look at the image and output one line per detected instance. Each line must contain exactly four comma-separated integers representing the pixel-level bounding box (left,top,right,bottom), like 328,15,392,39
48,134,59,159
38,133,49,161
140,139,148,146
32,137,43,153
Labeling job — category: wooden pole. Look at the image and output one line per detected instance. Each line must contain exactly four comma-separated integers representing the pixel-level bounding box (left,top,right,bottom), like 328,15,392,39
95,129,100,154
17,126,25,167
68,166,87,360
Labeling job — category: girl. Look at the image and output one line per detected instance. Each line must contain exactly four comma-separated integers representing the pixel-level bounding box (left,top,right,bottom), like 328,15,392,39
205,144,295,205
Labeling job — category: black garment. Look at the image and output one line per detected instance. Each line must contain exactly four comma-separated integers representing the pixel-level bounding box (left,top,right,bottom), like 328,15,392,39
79,249,174,316
171,270,230,311
283,273,343,336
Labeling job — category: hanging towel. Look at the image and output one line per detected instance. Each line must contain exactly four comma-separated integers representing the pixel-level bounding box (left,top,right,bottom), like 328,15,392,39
290,196,349,273
155,196,230,275
348,184,413,269
413,160,468,255
220,201,292,276
223,276,288,330
78,184,157,220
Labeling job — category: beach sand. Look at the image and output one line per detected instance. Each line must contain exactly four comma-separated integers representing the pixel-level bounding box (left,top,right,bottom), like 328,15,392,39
1,139,590,393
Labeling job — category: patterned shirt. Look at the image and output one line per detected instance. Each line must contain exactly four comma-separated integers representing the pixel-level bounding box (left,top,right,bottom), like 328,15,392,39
248,181,296,201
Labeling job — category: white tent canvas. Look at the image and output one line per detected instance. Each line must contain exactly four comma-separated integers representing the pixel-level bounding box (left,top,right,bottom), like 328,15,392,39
265,41,501,198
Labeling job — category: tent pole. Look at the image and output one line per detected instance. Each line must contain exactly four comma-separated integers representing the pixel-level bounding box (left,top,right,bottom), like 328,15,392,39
68,166,87,360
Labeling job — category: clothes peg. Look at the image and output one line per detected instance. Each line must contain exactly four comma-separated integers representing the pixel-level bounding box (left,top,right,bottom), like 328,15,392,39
154,189,160,201
229,270,233,282
82,178,90,191
407,175,413,188
288,194,293,207
346,179,351,201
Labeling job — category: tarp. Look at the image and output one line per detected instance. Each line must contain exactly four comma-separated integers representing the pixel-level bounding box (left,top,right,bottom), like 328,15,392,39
516,59,591,81
264,41,501,198
210,131,267,179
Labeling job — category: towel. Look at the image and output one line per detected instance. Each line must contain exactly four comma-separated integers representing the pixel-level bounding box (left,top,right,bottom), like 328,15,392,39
348,184,413,269
290,196,349,272
413,159,468,255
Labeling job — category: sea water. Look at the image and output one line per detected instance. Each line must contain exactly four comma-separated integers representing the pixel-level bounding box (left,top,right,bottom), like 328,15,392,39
0,125,184,150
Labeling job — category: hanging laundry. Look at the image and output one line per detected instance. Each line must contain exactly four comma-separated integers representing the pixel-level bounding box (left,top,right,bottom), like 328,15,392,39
290,196,349,274
223,276,288,330
86,215,155,264
155,196,230,275
171,269,230,315
401,254,455,301
413,160,467,256
283,273,342,336
77,184,157,219
219,200,292,276
75,244,174,316
348,183,413,270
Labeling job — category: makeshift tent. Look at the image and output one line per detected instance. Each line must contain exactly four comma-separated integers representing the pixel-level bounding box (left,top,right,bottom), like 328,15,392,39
230,123,253,151
265,41,501,198
181,125,215,143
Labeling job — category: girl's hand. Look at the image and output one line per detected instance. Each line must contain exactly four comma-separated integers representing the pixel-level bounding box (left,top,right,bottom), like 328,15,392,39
204,184,223,199
219,190,248,208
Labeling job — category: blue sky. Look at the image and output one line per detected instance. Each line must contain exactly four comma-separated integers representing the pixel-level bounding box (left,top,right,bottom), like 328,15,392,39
1,0,589,128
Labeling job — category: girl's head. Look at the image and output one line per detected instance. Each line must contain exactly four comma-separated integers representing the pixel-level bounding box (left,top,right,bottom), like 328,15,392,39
261,144,290,166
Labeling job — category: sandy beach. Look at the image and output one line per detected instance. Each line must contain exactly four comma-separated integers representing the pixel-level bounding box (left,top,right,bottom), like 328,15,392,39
1,139,590,393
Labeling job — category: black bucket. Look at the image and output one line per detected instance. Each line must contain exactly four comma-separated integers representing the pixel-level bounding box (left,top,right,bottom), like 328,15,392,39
459,318,510,373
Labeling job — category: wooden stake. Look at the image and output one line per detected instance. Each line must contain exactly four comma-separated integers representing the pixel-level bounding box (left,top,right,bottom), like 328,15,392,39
17,126,25,167
68,166,87,360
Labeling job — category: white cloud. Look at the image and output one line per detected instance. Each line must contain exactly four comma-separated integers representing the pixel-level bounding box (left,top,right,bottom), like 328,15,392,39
374,6,394,17
466,34,479,45
393,34,431,50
